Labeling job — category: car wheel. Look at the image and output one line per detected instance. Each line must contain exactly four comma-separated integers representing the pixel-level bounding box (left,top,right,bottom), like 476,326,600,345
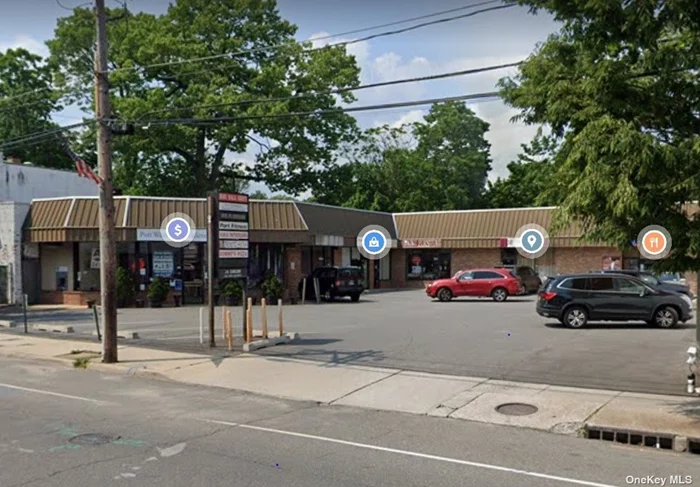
563,306,588,329
437,288,453,302
654,306,678,328
491,287,508,302
350,293,360,302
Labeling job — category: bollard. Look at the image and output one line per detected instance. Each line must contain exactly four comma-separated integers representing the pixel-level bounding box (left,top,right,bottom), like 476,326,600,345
221,306,226,340
23,294,28,334
278,299,284,335
225,310,233,351
246,297,253,344
261,298,268,339
199,307,204,345
301,278,307,305
313,277,321,304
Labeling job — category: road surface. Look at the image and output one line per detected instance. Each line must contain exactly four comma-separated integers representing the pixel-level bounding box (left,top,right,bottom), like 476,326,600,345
0,356,697,487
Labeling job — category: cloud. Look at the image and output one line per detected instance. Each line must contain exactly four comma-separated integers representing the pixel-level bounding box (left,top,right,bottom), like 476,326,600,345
309,31,370,68
0,35,48,57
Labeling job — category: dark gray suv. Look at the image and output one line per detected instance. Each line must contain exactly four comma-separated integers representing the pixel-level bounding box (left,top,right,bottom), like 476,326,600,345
537,273,693,328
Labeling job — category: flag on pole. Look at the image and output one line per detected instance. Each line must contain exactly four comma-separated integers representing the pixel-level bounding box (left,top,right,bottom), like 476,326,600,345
62,144,102,185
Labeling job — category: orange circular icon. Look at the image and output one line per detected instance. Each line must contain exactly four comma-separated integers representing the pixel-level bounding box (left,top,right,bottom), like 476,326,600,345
641,230,667,255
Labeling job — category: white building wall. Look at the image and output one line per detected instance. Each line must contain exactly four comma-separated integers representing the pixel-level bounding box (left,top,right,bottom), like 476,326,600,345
0,160,98,203
0,202,30,303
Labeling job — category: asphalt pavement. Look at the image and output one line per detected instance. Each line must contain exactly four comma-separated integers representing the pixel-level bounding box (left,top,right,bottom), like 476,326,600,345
1,356,698,487
0,289,696,395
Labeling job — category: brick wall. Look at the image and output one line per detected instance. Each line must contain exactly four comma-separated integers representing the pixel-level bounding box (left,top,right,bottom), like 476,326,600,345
284,246,302,300
389,249,406,288
451,249,501,272
555,247,621,274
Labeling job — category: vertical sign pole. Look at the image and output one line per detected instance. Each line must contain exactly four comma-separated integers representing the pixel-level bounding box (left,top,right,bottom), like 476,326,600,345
23,294,28,334
207,194,216,348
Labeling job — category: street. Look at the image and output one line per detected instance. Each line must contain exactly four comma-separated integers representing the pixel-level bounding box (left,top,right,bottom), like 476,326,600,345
1,290,695,395
0,356,697,487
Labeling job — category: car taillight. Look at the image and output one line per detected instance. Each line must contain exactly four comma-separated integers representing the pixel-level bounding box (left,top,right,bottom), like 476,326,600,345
335,280,341,287
539,291,557,301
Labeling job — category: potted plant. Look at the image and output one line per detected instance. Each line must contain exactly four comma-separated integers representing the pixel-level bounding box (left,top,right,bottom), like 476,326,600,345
261,274,284,303
147,277,170,308
222,280,243,306
116,267,135,308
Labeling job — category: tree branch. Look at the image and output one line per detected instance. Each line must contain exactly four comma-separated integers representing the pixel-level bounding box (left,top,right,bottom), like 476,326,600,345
210,137,233,184
246,134,270,153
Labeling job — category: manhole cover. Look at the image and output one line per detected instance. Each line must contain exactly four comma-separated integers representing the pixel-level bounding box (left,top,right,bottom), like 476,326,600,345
68,434,115,446
495,403,539,416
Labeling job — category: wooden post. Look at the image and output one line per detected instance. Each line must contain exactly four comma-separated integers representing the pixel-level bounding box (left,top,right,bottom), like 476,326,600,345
261,298,268,339
277,298,284,335
246,297,253,343
301,278,307,305
95,0,118,363
222,306,228,341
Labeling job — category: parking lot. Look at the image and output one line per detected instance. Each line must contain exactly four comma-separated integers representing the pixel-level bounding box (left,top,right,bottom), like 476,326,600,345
1,289,695,395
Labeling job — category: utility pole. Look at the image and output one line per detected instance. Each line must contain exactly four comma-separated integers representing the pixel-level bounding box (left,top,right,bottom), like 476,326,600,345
95,0,118,363
207,194,216,348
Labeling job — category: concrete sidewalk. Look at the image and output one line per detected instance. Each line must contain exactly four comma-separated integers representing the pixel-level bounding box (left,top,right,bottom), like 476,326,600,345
1,332,698,451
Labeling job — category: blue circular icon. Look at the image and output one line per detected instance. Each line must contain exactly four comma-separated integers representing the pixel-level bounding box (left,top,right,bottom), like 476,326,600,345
165,217,191,243
362,230,387,255
520,229,545,254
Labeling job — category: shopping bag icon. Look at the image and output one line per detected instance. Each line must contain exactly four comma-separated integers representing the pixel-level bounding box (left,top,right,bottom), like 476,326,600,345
368,237,380,248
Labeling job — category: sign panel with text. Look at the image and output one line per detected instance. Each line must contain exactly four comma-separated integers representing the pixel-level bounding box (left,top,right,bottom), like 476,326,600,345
216,193,249,279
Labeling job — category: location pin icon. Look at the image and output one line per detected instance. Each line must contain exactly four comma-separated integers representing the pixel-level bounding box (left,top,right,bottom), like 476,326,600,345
527,234,537,248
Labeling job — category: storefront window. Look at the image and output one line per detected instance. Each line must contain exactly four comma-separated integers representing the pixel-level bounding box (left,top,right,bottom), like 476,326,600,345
77,243,101,291
407,251,451,280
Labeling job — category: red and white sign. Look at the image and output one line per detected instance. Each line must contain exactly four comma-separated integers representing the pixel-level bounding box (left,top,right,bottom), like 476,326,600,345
219,202,248,213
220,250,249,259
401,239,441,248
220,240,248,249
219,231,248,240
219,193,248,203
219,221,248,231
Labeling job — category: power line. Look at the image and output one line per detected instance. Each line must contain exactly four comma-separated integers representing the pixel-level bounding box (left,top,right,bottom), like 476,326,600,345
137,92,502,126
0,87,52,104
0,91,502,149
133,61,522,121
105,3,515,74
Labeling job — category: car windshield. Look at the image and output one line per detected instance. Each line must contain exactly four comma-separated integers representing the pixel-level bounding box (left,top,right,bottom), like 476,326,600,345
639,274,658,285
657,272,680,282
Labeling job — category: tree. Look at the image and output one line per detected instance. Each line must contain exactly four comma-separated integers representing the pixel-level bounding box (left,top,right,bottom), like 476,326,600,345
315,101,492,212
0,48,72,168
499,0,700,270
47,0,360,197
486,128,561,208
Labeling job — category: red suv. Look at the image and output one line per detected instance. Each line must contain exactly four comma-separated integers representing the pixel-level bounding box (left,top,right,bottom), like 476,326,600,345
425,268,522,302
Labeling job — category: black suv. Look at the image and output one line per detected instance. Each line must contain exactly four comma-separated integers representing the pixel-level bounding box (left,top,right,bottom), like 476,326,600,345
536,273,693,328
299,266,365,302
599,269,693,297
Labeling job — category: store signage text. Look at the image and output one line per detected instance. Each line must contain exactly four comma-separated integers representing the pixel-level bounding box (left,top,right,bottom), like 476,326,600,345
137,228,207,242
219,249,249,259
219,202,248,213
216,192,250,278
401,239,441,248
220,239,248,249
219,231,248,240
219,221,248,231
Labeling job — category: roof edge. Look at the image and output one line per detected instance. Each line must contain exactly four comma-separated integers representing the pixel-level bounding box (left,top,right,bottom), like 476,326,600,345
295,201,393,217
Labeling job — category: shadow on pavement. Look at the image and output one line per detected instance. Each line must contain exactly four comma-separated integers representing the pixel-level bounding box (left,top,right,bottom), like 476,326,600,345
673,399,700,421
259,347,386,367
431,298,535,304
544,321,696,330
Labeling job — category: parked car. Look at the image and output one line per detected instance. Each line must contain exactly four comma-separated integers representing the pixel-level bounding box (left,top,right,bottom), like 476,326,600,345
497,265,542,294
599,270,693,297
536,273,693,328
426,268,522,302
298,266,365,302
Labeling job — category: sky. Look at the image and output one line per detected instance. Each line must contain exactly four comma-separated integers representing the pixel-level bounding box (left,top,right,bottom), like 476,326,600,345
0,0,560,195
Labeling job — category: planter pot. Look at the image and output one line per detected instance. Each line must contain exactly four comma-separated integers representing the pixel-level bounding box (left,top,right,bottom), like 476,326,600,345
224,296,241,306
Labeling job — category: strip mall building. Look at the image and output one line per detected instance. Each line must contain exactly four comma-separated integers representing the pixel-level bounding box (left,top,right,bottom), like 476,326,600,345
21,196,678,305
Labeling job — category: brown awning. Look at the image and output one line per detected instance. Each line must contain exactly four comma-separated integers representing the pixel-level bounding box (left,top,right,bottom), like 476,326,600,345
126,198,207,228
250,201,308,231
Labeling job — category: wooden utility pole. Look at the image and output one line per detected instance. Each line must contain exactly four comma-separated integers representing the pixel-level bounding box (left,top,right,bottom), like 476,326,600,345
95,0,118,363
207,194,216,347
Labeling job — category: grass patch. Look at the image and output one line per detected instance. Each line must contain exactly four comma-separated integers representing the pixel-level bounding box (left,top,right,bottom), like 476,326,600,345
73,357,91,369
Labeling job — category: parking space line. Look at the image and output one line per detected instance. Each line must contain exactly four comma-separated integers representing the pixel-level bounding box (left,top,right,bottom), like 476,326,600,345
198,418,617,487
0,382,110,404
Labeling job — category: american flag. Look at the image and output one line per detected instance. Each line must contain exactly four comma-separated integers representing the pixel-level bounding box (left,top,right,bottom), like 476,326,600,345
63,144,102,185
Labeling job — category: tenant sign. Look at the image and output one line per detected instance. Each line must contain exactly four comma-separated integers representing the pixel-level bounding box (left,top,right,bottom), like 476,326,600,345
401,238,441,248
216,192,250,279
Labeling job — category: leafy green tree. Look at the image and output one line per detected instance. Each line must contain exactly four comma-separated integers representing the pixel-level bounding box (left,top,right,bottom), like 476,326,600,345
315,102,492,212
499,0,700,270
486,129,561,208
0,48,72,168
47,0,360,197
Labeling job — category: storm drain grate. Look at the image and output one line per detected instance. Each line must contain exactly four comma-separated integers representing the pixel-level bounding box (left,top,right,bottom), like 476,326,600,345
584,427,700,454
495,403,539,416
68,434,115,446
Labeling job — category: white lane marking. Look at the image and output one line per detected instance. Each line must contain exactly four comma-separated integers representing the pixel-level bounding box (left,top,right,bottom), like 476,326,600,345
157,442,187,458
0,383,109,404
198,419,619,487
